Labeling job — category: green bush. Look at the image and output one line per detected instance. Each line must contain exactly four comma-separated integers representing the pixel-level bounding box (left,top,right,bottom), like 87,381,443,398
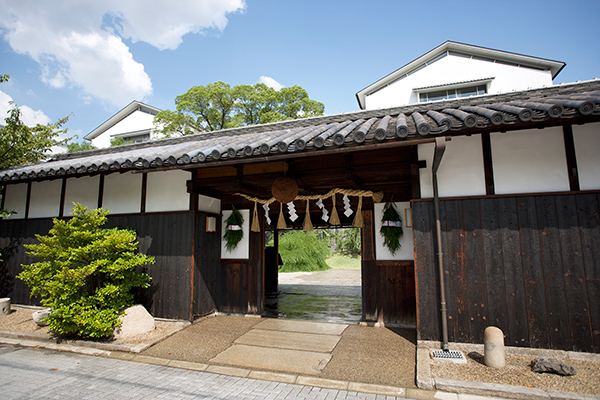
18,203,153,339
278,230,330,272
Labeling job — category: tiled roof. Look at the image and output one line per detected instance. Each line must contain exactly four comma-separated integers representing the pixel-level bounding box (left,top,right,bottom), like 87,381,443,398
2,80,600,184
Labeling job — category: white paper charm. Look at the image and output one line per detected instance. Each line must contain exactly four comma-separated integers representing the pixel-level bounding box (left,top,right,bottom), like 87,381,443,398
315,198,329,222
263,203,271,225
343,194,353,217
287,202,298,222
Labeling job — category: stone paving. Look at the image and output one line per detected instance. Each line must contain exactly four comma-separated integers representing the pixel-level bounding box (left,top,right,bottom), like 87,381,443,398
0,344,416,400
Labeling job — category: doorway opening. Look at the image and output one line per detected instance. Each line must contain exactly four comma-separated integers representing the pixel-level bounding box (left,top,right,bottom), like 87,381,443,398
263,227,362,323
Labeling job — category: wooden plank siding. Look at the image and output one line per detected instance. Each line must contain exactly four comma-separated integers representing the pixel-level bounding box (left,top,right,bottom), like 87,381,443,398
216,215,264,315
0,212,223,321
413,192,600,353
361,210,417,326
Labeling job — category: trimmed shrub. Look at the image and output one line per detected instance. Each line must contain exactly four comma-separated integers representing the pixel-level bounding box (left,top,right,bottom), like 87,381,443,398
278,230,330,272
18,203,153,339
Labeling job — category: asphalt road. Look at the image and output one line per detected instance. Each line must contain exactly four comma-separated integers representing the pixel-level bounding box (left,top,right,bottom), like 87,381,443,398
0,344,414,400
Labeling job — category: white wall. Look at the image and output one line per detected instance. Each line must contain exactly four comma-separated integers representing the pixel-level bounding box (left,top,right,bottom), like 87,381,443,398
102,172,142,214
91,110,156,148
365,54,554,109
146,170,190,212
374,201,414,261
221,209,250,259
419,135,486,199
64,175,100,214
29,180,62,218
491,127,569,195
573,122,600,190
198,194,221,214
3,183,28,219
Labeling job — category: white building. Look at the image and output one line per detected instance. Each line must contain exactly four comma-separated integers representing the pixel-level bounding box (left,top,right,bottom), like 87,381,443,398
84,101,162,149
356,41,565,110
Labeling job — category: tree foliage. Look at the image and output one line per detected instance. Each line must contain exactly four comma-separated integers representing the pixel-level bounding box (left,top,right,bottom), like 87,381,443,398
0,75,70,171
18,204,153,339
278,230,330,272
67,141,96,153
155,82,325,135
323,228,361,257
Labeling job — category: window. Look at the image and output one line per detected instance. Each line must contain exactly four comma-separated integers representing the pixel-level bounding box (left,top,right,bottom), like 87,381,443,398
419,84,487,102
123,134,150,144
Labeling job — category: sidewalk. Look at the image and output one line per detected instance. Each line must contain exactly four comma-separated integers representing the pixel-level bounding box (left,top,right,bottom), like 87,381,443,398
1,305,599,399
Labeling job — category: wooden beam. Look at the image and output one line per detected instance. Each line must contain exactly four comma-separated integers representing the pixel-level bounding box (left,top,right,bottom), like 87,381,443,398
141,172,147,213
59,177,67,217
24,181,31,219
481,132,495,195
563,124,580,191
411,164,421,199
98,174,105,208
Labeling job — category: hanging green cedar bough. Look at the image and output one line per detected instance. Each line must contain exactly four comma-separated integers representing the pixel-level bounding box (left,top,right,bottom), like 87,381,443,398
223,207,244,251
380,201,404,255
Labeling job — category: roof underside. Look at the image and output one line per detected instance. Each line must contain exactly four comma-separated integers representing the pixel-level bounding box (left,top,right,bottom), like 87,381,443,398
2,80,600,185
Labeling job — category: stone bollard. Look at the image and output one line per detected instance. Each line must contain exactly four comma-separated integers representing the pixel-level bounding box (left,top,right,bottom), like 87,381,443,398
484,326,505,368
0,298,10,316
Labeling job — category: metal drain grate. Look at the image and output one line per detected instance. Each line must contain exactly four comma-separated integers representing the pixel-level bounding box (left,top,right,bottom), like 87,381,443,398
432,350,466,361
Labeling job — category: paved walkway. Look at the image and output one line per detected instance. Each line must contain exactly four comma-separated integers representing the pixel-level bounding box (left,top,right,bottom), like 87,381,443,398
264,270,362,323
0,343,417,399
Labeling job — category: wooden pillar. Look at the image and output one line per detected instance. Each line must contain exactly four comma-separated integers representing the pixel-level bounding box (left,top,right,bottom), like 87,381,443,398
563,124,580,191
482,132,495,195
24,181,31,219
97,174,104,208
59,177,67,217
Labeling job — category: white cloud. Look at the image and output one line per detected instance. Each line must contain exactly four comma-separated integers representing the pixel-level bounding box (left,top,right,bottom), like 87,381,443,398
0,90,51,126
259,76,284,91
0,1,246,107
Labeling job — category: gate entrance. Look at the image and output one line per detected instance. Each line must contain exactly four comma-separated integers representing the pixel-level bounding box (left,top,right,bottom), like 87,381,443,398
263,227,362,323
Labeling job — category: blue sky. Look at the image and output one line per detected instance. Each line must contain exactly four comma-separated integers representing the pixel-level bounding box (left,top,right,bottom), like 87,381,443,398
1,0,599,143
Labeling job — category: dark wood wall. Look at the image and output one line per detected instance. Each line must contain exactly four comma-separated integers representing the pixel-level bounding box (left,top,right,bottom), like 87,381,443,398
413,192,600,353
0,218,54,305
216,220,264,315
0,212,223,321
361,210,416,325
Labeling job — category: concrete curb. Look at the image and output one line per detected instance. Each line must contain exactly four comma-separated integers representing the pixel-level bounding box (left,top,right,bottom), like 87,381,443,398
416,341,600,400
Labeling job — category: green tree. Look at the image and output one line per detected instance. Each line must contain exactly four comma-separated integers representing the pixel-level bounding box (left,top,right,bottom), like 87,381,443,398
18,204,153,339
0,75,70,171
67,141,96,152
278,230,330,272
155,81,325,135
110,137,126,147
324,228,361,257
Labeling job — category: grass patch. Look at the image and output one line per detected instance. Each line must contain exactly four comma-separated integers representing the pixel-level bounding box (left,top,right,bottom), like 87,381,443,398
326,253,361,270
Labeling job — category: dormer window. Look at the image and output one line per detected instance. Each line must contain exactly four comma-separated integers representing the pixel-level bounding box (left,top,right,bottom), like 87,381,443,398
418,84,487,103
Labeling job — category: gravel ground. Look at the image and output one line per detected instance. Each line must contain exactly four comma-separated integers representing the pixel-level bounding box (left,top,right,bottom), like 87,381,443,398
0,307,183,345
431,351,600,396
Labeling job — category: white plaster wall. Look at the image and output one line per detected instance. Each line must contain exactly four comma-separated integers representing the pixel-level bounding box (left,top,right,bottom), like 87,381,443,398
91,110,156,148
573,122,600,190
374,201,414,261
64,176,100,214
221,209,250,259
365,54,553,109
198,194,221,214
3,183,28,219
29,180,62,218
419,135,486,199
146,170,190,212
491,127,569,195
102,172,142,214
